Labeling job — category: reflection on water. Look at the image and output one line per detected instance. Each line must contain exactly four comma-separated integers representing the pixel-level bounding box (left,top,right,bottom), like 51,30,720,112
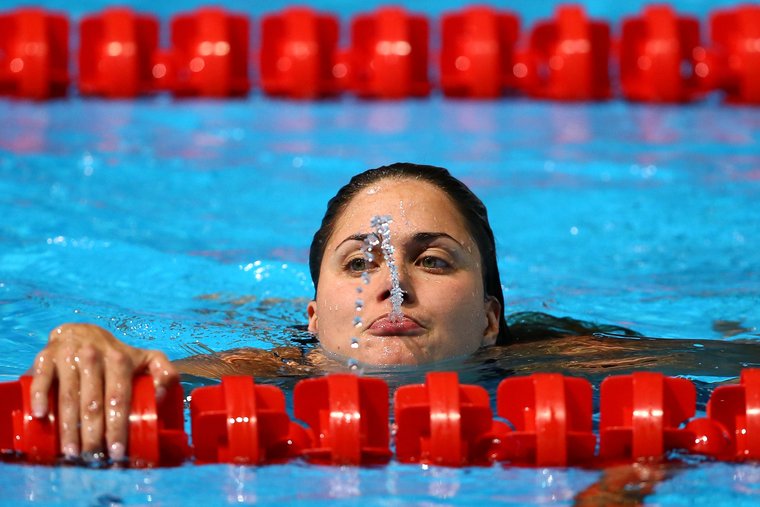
425,466,461,499
328,466,361,499
366,104,410,134
6,458,760,506
226,465,258,503
549,103,592,145
575,462,671,506
0,103,50,153
731,465,760,496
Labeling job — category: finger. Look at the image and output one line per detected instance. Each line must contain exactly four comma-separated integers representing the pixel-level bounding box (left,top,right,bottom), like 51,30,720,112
29,351,55,418
78,344,105,456
147,352,178,402
56,347,81,459
104,348,133,462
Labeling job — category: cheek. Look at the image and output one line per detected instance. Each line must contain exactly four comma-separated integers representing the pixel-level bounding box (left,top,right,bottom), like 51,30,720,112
322,287,362,312
429,279,487,344
315,288,354,339
426,278,483,315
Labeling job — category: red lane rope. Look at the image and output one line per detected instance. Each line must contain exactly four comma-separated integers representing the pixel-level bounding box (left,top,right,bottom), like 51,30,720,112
0,4,758,103
2,369,759,468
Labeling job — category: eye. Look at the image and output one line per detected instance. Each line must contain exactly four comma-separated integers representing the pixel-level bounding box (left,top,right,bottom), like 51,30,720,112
418,256,450,270
347,257,368,272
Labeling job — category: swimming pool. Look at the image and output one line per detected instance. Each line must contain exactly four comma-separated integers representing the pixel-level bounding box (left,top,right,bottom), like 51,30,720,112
2,0,760,505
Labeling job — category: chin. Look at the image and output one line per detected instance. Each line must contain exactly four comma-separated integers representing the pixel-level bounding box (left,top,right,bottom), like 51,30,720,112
355,335,435,366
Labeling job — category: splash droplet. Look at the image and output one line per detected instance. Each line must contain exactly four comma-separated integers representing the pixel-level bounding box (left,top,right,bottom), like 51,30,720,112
370,215,404,322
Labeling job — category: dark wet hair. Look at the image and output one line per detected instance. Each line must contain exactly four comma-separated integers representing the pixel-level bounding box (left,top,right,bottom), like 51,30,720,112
309,162,512,345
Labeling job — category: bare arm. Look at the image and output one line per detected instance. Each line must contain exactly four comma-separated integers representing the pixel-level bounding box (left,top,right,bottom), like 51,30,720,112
173,346,307,378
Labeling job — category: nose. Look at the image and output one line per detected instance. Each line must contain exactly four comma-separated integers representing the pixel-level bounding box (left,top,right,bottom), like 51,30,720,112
376,263,415,305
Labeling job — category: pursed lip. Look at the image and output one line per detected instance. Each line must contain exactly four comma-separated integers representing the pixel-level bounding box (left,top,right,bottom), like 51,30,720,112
365,314,426,337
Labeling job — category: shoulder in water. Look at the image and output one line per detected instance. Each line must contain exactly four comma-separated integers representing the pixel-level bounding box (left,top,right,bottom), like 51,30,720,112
505,311,642,342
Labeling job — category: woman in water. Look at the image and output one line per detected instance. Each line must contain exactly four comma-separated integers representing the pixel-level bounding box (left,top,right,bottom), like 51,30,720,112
28,162,514,461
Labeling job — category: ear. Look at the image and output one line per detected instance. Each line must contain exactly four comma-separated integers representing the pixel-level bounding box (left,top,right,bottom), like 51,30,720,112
481,296,501,346
307,300,319,334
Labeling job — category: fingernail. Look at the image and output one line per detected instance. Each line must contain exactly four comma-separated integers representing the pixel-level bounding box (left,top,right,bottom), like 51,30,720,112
155,385,167,403
31,401,46,419
62,443,79,459
109,442,126,461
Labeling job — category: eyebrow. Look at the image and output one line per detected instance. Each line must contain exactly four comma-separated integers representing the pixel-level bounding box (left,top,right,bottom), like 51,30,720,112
334,231,465,251
335,233,372,251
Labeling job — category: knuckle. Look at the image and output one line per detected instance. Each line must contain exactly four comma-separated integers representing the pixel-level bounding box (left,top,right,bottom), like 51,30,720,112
78,344,100,365
56,347,80,374
49,323,77,341
106,348,131,370
49,323,113,344
105,391,125,410
59,390,79,408
83,397,103,416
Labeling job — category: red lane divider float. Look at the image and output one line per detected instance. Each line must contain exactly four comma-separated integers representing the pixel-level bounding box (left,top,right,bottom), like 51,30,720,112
496,373,596,466
515,5,611,101
1,3,759,103
191,376,308,464
439,6,520,99
345,6,431,99
620,4,710,103
599,372,695,461
0,376,58,463
165,7,251,97
395,372,508,466
0,375,189,467
710,4,760,104
0,8,69,99
3,369,760,467
687,368,760,460
79,7,159,98
294,373,391,465
128,375,189,467
260,7,341,99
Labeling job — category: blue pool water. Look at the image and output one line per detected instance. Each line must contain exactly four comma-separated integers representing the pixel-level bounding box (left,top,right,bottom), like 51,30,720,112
2,0,760,505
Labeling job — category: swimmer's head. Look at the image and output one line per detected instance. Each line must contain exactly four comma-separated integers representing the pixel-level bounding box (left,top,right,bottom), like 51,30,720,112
307,163,512,365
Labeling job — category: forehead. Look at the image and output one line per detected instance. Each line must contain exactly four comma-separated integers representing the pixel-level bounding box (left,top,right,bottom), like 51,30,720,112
331,178,471,240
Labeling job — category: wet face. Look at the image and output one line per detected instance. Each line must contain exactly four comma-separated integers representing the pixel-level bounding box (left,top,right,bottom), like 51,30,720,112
307,178,500,365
